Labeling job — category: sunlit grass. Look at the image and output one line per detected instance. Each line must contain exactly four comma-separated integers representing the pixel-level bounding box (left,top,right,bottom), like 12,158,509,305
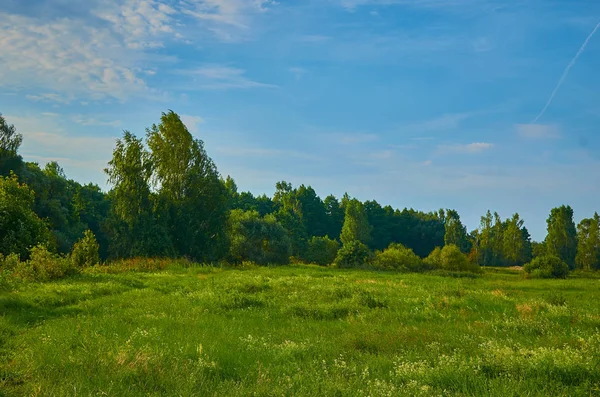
1,263,599,396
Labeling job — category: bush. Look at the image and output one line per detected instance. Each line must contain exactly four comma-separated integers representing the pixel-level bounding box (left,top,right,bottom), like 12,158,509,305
71,230,100,267
228,210,291,265
0,253,20,271
334,240,370,269
304,236,340,266
524,255,569,279
371,243,430,272
13,244,75,281
425,245,481,273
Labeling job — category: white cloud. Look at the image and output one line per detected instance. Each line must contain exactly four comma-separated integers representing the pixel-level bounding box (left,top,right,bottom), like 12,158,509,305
215,146,321,162
328,133,379,145
180,114,205,134
26,93,72,104
182,66,276,90
401,112,473,134
297,35,332,43
438,142,494,153
0,12,149,101
93,0,177,49
182,0,277,41
71,115,122,127
516,124,561,139
289,67,307,79
0,0,279,102
7,114,117,186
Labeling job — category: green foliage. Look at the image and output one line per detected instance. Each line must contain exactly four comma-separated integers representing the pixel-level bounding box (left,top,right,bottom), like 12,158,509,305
0,175,52,259
147,111,229,262
474,211,532,267
340,199,372,246
0,113,24,177
545,205,578,269
371,243,430,272
443,209,470,253
228,210,291,265
524,255,570,279
532,241,546,259
575,213,600,270
13,244,74,281
304,236,340,266
334,240,370,268
426,245,480,273
105,131,173,259
71,230,100,267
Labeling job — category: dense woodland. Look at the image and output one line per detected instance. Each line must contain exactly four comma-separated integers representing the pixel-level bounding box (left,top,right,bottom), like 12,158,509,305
1,111,599,275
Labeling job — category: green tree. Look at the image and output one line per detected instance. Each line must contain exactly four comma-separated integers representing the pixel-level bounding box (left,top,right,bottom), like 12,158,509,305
146,110,228,261
295,185,328,238
524,255,569,279
477,210,494,266
304,236,340,266
575,213,600,270
272,181,309,256
323,195,344,240
227,210,291,265
372,243,427,272
0,175,51,259
545,205,578,269
364,200,392,251
443,209,469,253
340,198,372,246
0,113,24,176
105,131,172,258
503,213,530,266
72,183,110,259
334,240,370,268
491,212,505,266
71,230,100,267
531,241,546,259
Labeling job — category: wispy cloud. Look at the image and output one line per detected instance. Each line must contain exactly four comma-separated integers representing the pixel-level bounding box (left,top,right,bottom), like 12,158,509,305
289,67,308,79
180,115,205,134
404,112,473,133
297,35,332,43
71,115,122,127
516,124,561,139
327,133,379,145
182,66,276,90
438,142,494,153
26,93,72,104
182,0,277,41
215,146,322,162
0,0,279,101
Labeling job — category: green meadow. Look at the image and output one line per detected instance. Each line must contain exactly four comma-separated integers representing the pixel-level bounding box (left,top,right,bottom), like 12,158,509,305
1,264,600,396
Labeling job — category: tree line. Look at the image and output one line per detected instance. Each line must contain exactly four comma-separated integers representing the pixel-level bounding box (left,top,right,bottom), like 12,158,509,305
1,111,598,272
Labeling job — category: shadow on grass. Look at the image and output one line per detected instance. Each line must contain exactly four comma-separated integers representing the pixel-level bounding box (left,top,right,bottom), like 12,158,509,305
0,296,82,328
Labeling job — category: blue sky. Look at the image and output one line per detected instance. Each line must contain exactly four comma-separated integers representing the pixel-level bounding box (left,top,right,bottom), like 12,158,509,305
1,0,599,241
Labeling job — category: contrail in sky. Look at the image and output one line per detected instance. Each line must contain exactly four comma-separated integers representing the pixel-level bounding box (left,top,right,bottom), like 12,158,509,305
531,22,600,124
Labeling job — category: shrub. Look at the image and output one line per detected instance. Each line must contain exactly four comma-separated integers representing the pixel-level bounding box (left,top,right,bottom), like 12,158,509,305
71,230,100,267
524,255,569,279
424,246,442,268
13,244,74,281
425,245,481,273
0,253,20,271
304,236,340,266
228,210,291,265
371,243,430,272
334,240,370,269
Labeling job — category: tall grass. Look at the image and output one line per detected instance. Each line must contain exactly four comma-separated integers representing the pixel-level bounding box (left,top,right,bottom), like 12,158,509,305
1,264,599,396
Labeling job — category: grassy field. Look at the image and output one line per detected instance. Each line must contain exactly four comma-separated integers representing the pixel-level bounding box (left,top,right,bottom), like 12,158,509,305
1,263,600,396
